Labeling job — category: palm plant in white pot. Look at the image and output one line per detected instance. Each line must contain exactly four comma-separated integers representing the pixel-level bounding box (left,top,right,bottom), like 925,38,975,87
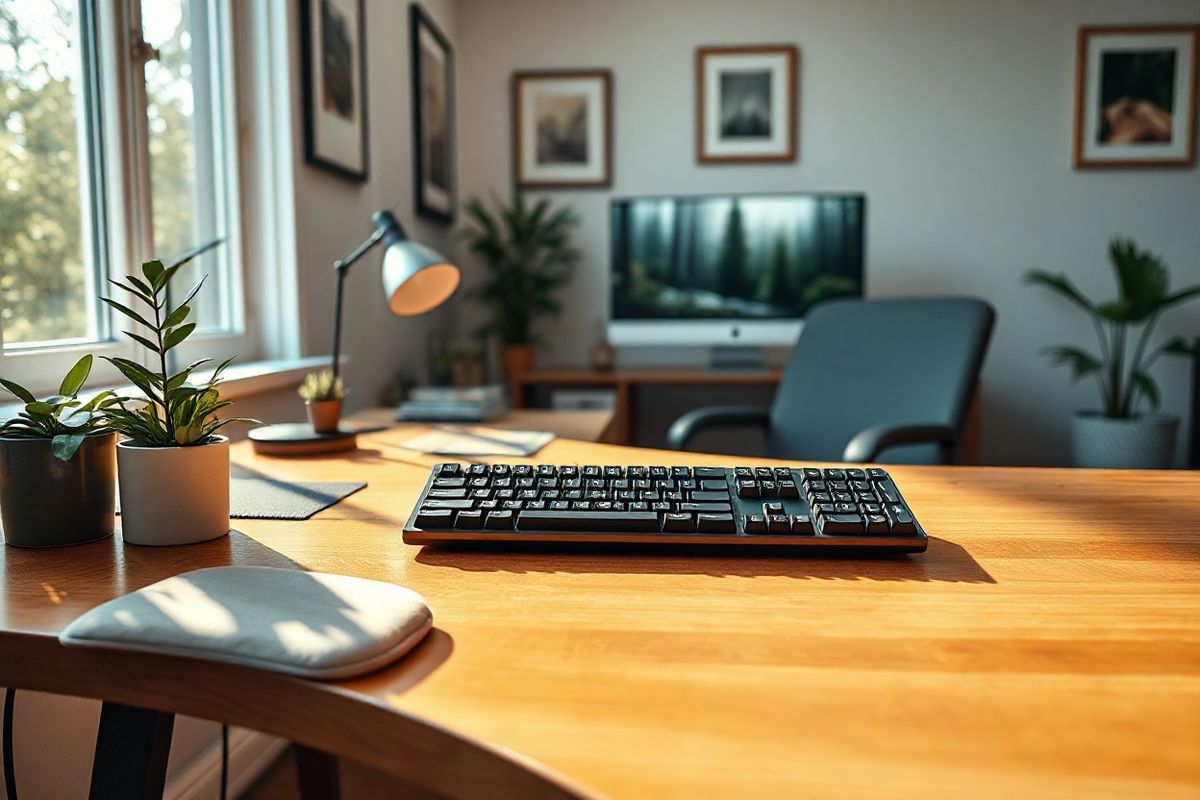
1025,237,1199,469
103,256,253,545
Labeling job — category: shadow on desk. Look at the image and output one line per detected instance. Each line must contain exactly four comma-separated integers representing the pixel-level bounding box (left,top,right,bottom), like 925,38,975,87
415,536,995,584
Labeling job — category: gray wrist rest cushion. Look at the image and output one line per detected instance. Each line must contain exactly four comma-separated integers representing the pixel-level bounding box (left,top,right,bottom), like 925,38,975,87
59,566,433,680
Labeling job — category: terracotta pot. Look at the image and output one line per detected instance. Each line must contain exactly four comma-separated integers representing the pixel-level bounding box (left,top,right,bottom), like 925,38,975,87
500,344,535,407
0,432,117,548
117,436,230,546
306,399,343,433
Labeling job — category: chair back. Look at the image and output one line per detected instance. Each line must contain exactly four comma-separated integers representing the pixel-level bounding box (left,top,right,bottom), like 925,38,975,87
766,296,995,463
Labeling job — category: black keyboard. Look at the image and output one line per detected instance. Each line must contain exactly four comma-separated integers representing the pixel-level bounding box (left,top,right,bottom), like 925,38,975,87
403,463,927,554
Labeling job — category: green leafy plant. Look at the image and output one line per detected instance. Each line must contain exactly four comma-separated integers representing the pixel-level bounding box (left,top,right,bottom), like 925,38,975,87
101,257,253,446
1025,237,1199,419
460,192,580,344
298,371,345,402
0,355,117,460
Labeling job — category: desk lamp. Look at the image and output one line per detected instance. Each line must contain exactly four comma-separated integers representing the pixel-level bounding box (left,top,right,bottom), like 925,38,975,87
249,210,460,455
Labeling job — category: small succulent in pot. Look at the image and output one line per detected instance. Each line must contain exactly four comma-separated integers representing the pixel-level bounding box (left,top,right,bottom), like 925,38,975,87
102,251,255,546
0,356,120,547
298,371,346,433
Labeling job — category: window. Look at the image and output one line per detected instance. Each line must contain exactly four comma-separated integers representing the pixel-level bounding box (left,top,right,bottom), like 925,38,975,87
0,0,249,390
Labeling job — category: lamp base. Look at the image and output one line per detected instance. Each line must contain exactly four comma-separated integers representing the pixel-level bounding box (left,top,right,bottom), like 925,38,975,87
248,423,358,456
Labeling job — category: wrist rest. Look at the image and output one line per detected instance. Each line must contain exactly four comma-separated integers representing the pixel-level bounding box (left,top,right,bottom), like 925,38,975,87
59,566,433,680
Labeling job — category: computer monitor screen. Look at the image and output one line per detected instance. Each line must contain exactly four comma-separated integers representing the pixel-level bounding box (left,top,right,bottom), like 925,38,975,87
609,193,864,346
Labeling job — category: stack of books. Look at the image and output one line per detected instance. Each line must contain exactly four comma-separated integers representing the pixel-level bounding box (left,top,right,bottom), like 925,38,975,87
394,384,507,423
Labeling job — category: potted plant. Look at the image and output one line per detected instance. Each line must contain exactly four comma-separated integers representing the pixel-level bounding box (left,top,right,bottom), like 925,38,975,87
1025,237,1199,469
103,258,252,546
298,371,345,433
461,192,580,403
0,356,119,547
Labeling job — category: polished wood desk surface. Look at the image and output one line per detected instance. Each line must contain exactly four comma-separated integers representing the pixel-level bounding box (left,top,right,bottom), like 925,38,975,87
2,425,1199,798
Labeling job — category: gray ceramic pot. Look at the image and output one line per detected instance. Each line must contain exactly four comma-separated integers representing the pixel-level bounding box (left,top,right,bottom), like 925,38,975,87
1070,412,1179,469
0,432,117,547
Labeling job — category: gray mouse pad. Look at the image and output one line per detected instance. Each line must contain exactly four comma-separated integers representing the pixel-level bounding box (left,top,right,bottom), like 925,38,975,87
228,479,367,519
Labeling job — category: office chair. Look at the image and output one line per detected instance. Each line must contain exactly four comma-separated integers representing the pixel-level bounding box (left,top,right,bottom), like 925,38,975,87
667,297,995,464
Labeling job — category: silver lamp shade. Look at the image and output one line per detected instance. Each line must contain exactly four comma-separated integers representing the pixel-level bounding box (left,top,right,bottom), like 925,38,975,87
382,241,461,316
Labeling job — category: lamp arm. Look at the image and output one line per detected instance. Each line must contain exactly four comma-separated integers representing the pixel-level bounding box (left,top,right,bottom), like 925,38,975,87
330,226,393,383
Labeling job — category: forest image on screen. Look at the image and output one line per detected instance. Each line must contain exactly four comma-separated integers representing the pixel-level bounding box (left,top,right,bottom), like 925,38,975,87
611,195,863,320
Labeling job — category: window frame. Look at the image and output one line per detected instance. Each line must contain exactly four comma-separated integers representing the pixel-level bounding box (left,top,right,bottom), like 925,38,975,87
0,0,257,393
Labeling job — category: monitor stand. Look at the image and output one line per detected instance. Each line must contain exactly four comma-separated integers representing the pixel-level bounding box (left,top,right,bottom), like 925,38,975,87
707,346,767,373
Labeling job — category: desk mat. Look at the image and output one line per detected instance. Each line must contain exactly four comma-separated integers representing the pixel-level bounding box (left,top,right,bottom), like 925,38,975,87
229,479,367,520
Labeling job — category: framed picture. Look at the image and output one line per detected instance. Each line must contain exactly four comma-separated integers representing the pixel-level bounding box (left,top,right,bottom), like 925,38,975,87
1073,25,1198,169
410,4,455,221
513,70,612,188
300,0,369,181
696,45,797,164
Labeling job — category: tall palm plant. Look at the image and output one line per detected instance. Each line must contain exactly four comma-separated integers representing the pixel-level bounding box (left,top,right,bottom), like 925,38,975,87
1025,237,1198,419
460,192,580,345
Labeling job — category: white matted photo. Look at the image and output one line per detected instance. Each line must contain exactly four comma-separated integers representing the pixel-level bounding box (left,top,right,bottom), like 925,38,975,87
513,70,612,188
301,0,368,181
1073,25,1198,169
696,45,797,164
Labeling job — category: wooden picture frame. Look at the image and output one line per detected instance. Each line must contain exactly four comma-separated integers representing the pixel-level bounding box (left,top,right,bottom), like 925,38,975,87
410,4,455,221
513,70,612,189
1073,25,1199,169
300,0,369,181
696,45,797,164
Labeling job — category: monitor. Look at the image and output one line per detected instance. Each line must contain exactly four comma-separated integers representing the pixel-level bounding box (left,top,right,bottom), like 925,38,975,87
609,192,864,347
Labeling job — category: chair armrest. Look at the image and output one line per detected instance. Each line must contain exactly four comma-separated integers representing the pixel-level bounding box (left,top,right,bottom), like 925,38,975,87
666,406,770,451
842,423,958,464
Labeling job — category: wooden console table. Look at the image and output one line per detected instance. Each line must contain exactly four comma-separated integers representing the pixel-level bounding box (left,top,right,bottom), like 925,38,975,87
514,368,782,444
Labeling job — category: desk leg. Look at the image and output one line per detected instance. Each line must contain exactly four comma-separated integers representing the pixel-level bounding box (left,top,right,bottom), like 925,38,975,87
295,744,341,800
88,702,174,800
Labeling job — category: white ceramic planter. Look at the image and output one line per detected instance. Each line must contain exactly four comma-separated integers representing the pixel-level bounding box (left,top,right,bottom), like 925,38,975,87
1070,412,1179,469
117,436,230,546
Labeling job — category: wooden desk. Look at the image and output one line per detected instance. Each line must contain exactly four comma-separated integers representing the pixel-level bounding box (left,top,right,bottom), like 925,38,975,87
2,431,1198,798
515,368,782,443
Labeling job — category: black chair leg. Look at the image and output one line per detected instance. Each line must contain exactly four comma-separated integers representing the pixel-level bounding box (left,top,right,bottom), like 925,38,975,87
295,744,340,800
89,702,174,800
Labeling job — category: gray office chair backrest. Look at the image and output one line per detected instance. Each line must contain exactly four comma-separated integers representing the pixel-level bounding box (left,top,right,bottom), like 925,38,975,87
766,297,995,464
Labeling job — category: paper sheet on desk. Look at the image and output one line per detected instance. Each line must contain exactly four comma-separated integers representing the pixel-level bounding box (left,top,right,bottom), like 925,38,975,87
400,426,556,457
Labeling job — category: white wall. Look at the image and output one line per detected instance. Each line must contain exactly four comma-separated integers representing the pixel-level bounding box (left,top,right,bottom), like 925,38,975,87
292,0,460,412
454,0,1200,466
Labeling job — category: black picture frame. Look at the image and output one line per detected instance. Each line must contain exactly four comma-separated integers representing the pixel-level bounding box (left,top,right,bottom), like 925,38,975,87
300,0,370,182
410,3,455,223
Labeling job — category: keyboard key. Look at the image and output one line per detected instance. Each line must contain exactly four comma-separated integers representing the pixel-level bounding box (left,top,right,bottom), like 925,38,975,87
415,508,453,528
734,466,754,478
767,514,791,533
468,463,487,476
678,502,733,513
759,480,777,498
819,514,864,534
517,510,660,532
491,464,510,476
696,513,735,533
421,498,473,510
700,480,728,491
662,512,695,532
802,468,823,481
649,466,668,478
692,491,731,502
773,467,793,480
670,466,691,478
754,467,773,480
604,466,623,477
454,509,484,529
876,480,902,504
866,468,888,481
865,514,889,533
790,514,814,534
433,477,465,488
763,502,784,515
514,465,532,476
886,505,917,534
777,481,799,498
428,488,468,499
742,514,767,533
485,510,515,530
845,468,866,480
537,464,557,476
824,469,846,480
736,480,759,498
694,467,726,479
805,480,827,493
437,463,461,476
